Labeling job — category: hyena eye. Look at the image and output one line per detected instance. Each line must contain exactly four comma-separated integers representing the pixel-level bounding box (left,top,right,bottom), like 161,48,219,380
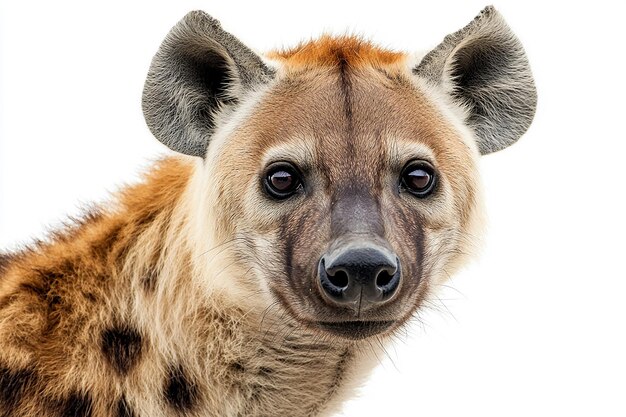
264,162,303,199
400,160,436,197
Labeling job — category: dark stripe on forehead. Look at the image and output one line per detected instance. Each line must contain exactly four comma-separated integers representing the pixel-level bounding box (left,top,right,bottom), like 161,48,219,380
337,51,365,168
317,64,391,191
338,53,354,136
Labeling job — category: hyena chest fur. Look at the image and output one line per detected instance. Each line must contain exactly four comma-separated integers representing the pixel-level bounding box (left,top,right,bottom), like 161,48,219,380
0,255,360,417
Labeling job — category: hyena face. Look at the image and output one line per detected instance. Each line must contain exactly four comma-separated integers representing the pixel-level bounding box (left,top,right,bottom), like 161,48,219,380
207,62,481,339
143,8,536,340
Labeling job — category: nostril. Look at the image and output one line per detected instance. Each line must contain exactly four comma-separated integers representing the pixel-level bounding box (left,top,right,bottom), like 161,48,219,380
328,270,349,289
319,258,351,303
376,258,401,300
375,269,394,288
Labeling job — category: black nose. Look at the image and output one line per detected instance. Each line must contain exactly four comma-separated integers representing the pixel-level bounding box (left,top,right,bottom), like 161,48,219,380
318,245,401,312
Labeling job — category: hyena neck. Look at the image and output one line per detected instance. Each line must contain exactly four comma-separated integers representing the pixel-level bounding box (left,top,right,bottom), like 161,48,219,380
165,161,375,416
116,158,372,415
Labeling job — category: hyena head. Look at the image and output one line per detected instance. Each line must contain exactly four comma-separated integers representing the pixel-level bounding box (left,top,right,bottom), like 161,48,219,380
143,7,536,340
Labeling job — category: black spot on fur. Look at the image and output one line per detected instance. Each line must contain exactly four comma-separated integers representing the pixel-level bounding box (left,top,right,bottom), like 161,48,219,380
101,326,143,375
58,391,93,417
0,365,37,412
164,365,198,410
231,361,245,372
18,281,48,298
116,396,137,417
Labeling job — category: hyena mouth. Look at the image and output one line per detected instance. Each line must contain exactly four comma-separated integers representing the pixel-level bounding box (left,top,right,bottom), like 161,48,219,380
316,320,396,340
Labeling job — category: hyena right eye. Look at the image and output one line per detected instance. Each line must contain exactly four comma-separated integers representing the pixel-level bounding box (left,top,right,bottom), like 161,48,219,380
400,160,437,198
263,162,303,200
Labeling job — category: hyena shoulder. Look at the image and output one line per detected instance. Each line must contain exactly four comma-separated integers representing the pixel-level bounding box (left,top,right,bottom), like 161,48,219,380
0,159,195,417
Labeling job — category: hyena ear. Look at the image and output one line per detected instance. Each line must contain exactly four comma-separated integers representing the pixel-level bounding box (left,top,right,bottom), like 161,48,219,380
142,11,275,157
414,6,537,155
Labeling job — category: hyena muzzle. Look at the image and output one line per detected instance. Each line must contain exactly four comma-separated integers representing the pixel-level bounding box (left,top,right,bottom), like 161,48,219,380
0,6,535,417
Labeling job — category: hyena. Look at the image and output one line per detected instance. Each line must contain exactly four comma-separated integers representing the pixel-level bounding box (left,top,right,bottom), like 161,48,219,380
0,6,536,417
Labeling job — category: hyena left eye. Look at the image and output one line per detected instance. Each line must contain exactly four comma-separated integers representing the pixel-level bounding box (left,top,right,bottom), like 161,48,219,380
264,162,303,200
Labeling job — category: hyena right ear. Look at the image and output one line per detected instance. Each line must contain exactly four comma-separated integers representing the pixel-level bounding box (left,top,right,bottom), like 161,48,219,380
414,6,537,155
142,11,275,157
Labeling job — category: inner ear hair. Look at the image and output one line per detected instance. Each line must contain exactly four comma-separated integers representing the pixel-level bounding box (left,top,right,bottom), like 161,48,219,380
414,6,537,155
142,11,274,158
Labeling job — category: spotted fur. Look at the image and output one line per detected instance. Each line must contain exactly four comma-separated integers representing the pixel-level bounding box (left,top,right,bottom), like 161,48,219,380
0,7,535,417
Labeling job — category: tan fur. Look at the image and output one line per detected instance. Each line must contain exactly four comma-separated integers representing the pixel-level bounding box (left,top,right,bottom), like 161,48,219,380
1,36,485,416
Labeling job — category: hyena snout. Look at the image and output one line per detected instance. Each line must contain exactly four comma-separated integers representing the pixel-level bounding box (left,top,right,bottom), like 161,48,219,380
318,241,401,313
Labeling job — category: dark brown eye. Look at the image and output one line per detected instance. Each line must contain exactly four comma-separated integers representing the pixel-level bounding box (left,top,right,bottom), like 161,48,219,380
264,163,302,199
401,161,436,197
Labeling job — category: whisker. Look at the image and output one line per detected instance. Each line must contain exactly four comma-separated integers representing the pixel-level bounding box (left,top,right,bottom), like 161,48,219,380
376,336,399,372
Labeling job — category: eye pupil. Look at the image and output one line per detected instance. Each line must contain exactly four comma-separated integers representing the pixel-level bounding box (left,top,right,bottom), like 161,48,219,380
264,163,302,199
269,170,294,191
407,169,431,190
401,161,436,197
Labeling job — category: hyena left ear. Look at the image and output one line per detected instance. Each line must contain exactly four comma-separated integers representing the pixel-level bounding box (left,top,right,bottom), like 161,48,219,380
143,11,275,157
414,6,537,155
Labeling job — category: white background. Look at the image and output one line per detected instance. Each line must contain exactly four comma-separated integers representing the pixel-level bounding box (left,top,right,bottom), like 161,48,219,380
1,1,625,416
